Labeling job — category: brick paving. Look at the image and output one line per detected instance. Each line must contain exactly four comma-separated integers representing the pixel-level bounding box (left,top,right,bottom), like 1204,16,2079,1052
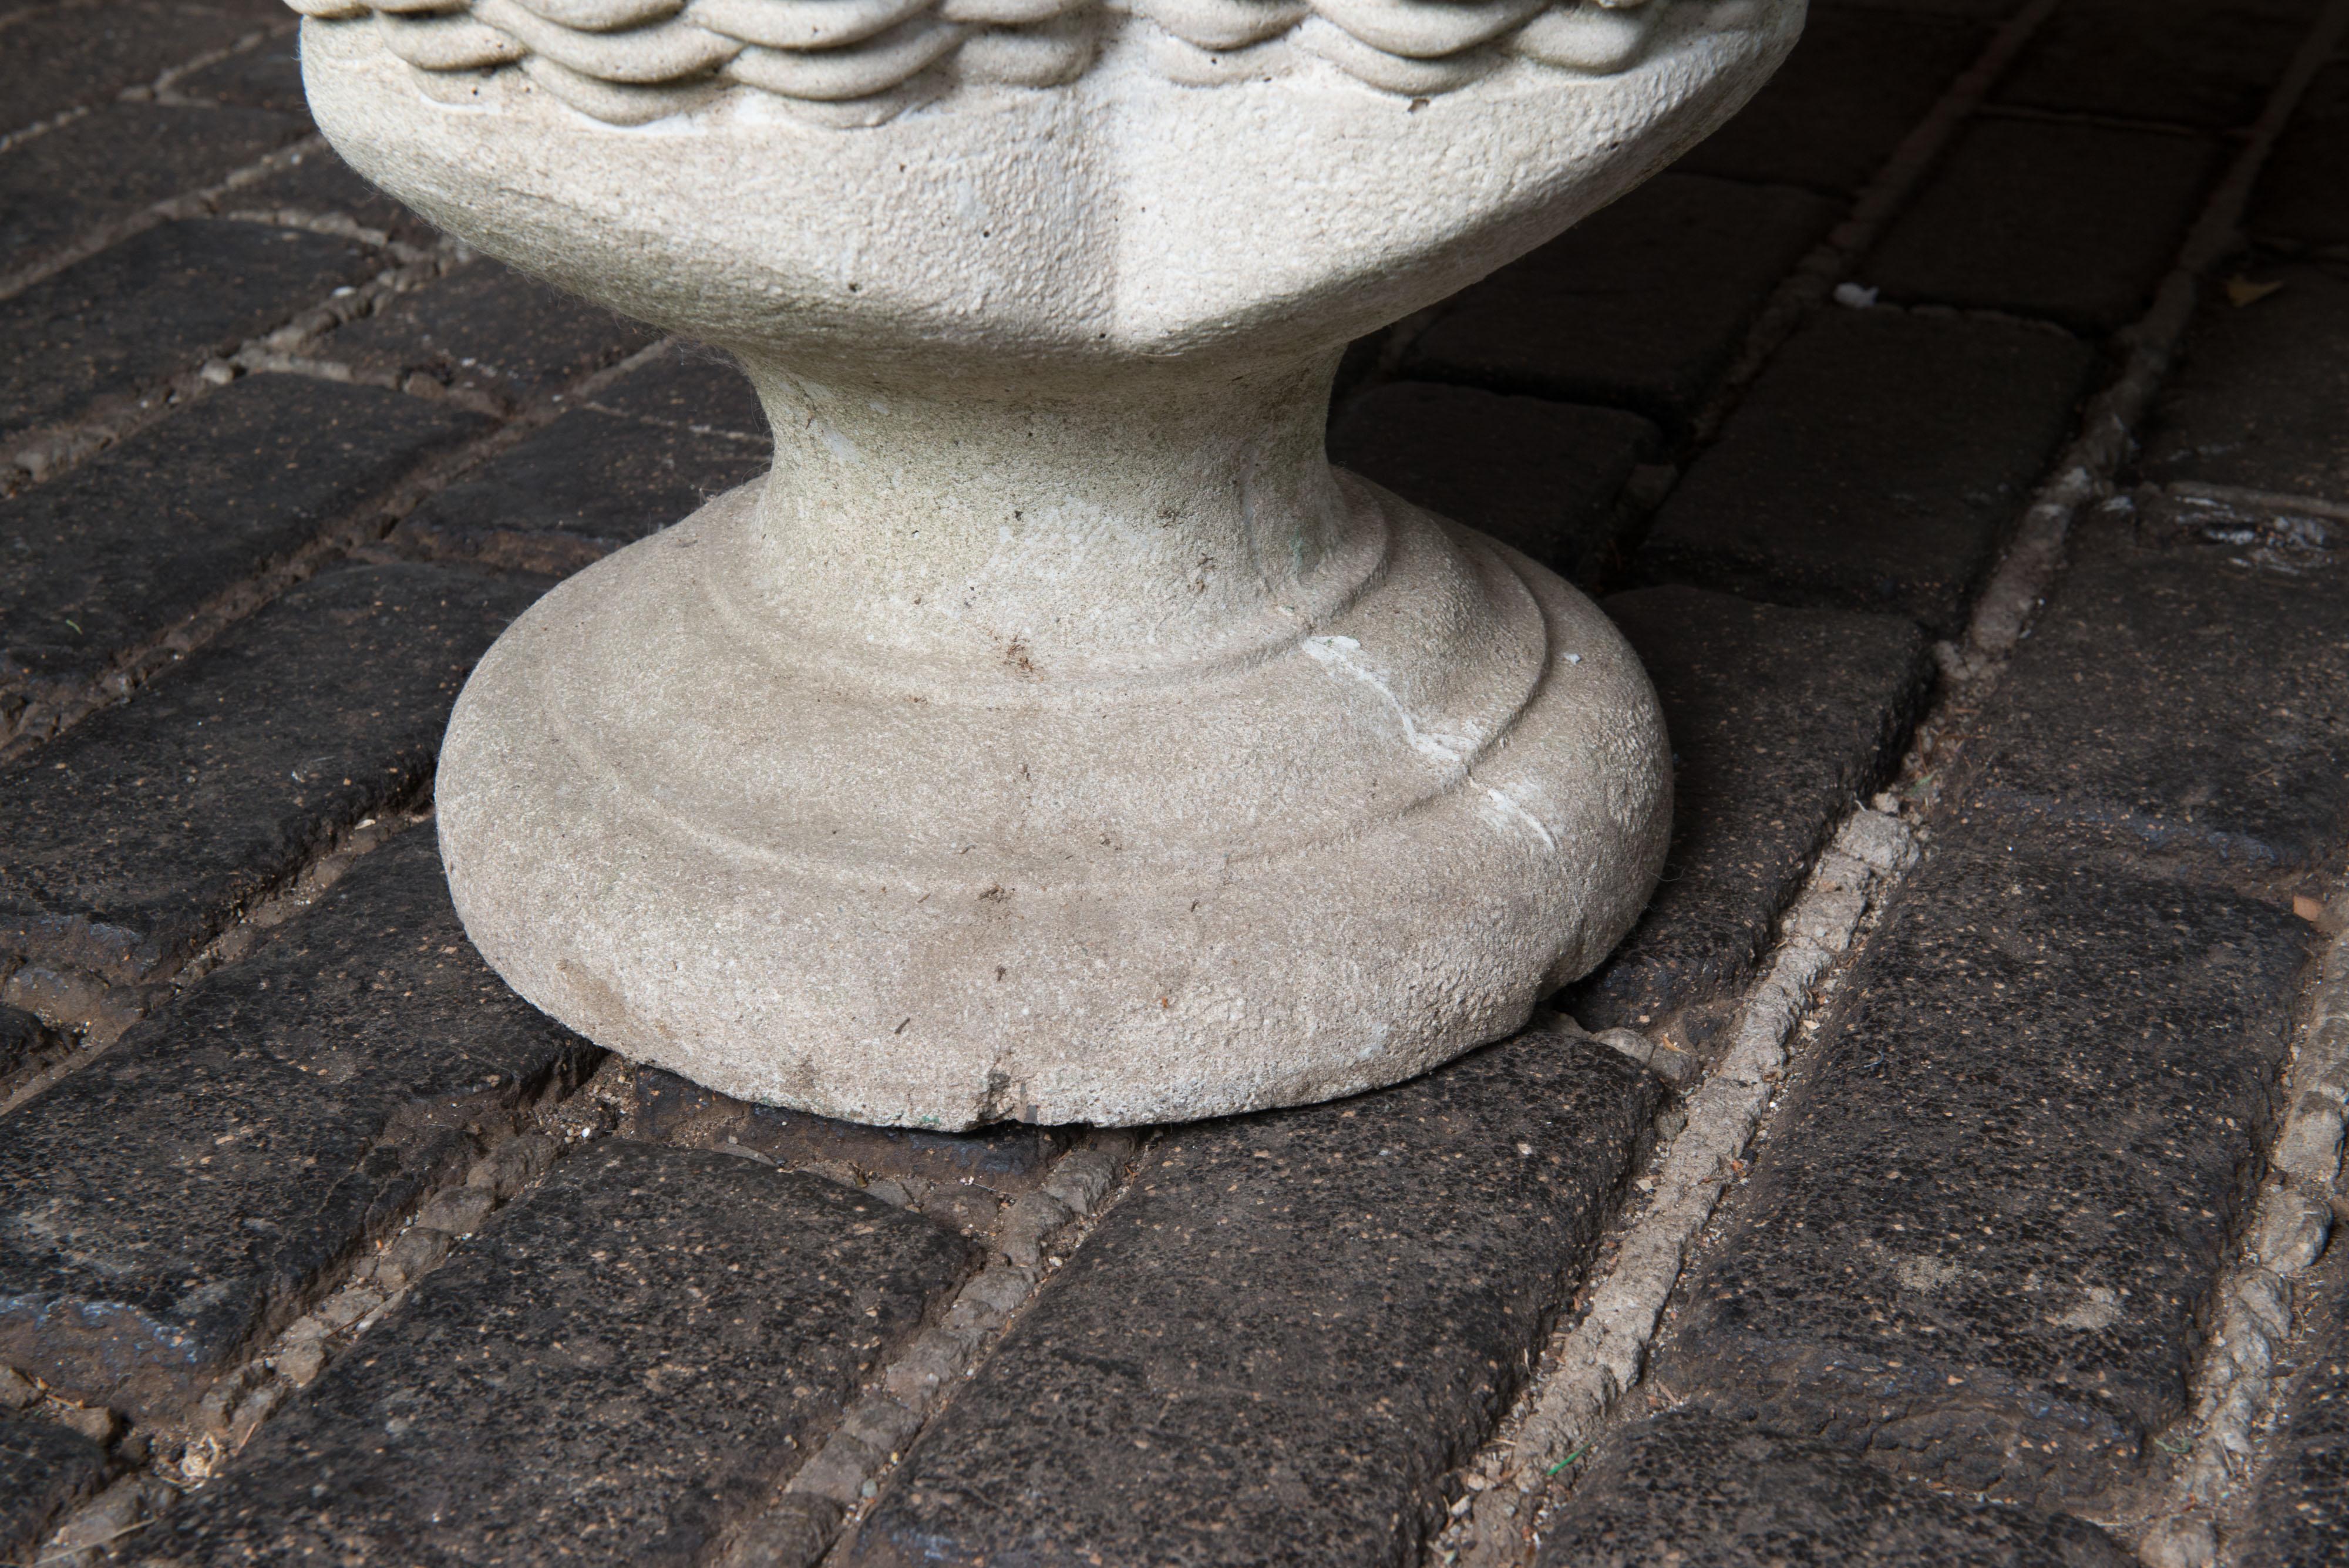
1,3,2346,1566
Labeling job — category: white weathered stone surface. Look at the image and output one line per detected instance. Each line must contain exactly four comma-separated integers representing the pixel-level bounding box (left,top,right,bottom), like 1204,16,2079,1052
299,0,1802,1128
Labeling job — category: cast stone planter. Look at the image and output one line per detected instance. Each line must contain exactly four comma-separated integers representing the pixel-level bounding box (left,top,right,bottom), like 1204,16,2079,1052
292,0,1801,1127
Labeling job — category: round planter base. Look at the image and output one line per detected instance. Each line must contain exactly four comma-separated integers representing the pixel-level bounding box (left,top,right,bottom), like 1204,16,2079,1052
436,471,1669,1128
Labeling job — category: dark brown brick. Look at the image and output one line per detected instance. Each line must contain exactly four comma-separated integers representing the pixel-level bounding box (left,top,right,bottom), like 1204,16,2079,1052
0,1414,111,1561
1863,115,2222,333
0,102,310,282
1636,306,2095,633
847,1029,1661,1568
153,1140,974,1567
1566,587,1929,1035
322,260,657,413
1677,3,1988,195
1540,1412,2133,1568
2248,59,2349,250
583,338,767,438
391,407,767,574
0,373,490,702
173,28,307,117
1826,0,2028,14
1402,174,1839,434
1992,0,2315,130
0,562,545,984
1966,513,2349,874
1653,507,2345,1508
0,220,379,448
0,0,286,135
0,1003,52,1086
2136,259,2349,505
1654,825,2310,1508
0,829,600,1422
1326,382,1657,584
218,144,441,251
628,1066,1073,1203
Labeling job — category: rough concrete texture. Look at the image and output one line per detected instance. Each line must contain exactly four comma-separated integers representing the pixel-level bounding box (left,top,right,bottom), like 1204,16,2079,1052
0,829,600,1421
1638,306,2096,632
311,0,1768,126
312,0,1809,1128
846,1028,1660,1567
436,475,1671,1129
153,1141,973,1567
1538,1412,2133,1568
1566,586,1930,1035
302,4,1803,364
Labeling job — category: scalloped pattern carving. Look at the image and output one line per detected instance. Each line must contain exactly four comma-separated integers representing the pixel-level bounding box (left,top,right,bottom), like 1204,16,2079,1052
285,0,1672,124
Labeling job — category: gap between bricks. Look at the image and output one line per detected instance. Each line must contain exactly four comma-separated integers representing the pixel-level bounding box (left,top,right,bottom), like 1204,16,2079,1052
25,1000,1150,1567
12,0,2349,1562
0,15,297,163
1426,0,2349,1561
2114,884,2349,1568
0,0,2066,1548
1428,0,2078,1545
0,322,678,765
